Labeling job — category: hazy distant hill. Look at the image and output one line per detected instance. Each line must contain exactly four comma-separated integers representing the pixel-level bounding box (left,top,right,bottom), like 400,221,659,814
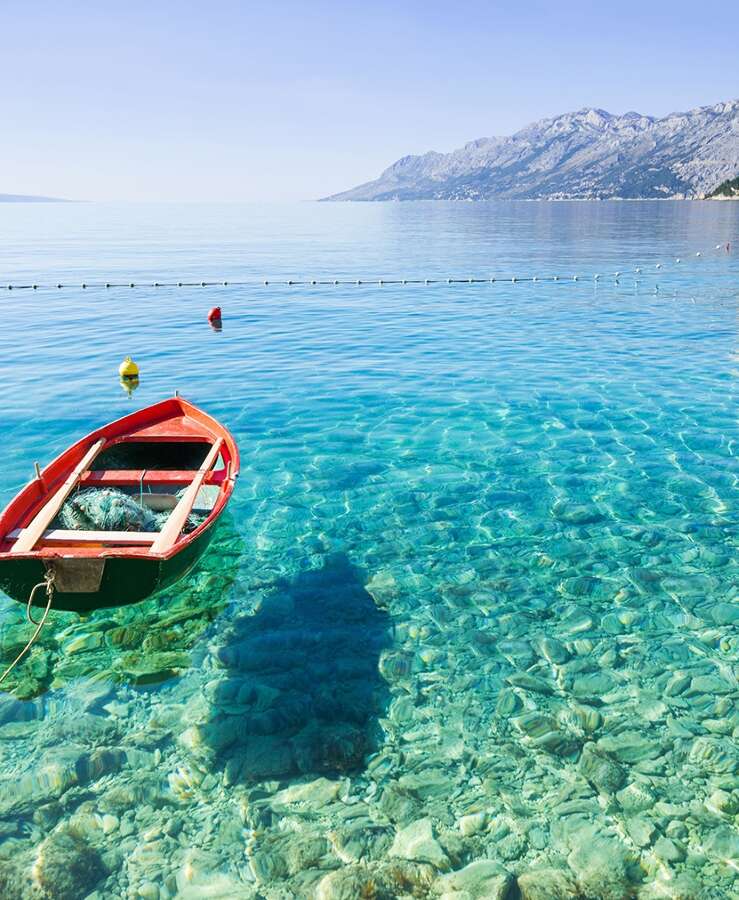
326,100,739,201
0,193,69,202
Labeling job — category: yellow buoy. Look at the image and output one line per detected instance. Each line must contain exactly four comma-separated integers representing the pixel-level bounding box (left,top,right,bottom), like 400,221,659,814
119,356,139,378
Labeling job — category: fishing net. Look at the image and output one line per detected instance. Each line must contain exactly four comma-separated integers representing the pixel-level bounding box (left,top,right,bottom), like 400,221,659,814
60,488,157,531
58,488,206,533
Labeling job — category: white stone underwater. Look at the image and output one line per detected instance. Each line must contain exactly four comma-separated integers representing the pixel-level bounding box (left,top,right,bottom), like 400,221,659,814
0,200,737,898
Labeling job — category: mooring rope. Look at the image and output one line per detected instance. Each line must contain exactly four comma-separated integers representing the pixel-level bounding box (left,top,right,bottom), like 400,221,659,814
0,571,55,688
1,242,733,292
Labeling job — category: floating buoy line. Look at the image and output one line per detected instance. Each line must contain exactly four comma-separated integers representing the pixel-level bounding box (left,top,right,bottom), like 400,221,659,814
2,242,733,292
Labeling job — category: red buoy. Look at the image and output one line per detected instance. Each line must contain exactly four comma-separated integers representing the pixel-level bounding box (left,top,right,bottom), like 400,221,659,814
207,306,222,323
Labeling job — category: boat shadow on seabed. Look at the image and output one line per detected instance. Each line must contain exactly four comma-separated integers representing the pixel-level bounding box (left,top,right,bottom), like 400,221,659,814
199,553,393,783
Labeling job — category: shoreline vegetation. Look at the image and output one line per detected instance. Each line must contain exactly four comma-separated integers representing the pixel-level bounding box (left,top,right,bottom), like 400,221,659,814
706,176,739,199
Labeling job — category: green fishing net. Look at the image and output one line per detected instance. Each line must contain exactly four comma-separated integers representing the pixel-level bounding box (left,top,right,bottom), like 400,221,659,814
60,488,157,531
58,488,206,533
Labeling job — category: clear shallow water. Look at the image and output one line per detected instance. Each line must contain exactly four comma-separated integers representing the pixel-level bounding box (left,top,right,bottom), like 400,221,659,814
0,201,737,899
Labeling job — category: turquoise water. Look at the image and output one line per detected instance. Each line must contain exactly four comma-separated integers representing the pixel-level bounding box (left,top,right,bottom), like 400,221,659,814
0,201,737,899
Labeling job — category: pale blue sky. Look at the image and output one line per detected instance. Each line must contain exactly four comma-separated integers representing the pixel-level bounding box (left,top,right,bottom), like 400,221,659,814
2,1,737,201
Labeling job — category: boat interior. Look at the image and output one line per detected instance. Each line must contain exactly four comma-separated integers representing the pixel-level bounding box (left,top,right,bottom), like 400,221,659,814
4,437,227,556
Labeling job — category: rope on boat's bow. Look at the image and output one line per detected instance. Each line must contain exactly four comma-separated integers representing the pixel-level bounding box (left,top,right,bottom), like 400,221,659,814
0,570,56,688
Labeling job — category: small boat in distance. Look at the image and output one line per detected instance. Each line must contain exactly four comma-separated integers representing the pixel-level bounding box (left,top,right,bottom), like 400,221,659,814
0,397,239,613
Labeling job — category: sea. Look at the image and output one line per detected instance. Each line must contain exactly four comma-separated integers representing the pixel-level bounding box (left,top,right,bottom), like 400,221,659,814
0,200,737,899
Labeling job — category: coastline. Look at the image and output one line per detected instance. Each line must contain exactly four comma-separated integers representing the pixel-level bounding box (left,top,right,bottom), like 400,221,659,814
322,195,736,203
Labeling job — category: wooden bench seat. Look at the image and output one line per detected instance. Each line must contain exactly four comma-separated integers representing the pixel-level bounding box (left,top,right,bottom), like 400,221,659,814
8,528,158,545
150,439,223,554
11,440,105,554
81,469,224,487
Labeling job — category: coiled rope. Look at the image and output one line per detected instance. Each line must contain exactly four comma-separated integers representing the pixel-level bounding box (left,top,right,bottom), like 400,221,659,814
0,570,55,688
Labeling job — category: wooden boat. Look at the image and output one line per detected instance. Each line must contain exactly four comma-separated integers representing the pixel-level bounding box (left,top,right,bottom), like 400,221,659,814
0,397,239,613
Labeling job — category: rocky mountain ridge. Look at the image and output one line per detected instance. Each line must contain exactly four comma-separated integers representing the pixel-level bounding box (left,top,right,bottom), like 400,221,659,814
326,100,739,201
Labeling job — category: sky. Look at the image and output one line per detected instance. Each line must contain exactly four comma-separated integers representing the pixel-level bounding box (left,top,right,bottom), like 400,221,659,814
2,0,738,201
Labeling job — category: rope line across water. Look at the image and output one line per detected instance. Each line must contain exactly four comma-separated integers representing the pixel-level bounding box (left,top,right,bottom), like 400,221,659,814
1,242,734,292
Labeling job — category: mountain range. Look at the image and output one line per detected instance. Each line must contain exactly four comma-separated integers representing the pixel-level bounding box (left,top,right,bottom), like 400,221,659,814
326,100,739,201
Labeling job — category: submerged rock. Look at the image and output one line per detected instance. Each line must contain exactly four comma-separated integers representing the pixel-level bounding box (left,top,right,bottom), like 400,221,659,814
688,736,739,774
688,737,739,775
137,882,160,900
0,847,33,900
706,789,739,815
398,768,455,801
517,867,579,900
178,867,253,899
704,826,739,863
389,818,449,869
329,821,392,863
497,832,528,861
378,783,423,825
61,631,104,655
638,871,705,900
687,674,732,695
616,780,656,813
624,816,656,848
571,703,602,733
571,671,616,699
495,689,523,716
551,500,606,525
664,673,691,697
535,636,570,665
597,731,661,764
506,672,553,695
580,744,626,794
432,860,512,898
117,650,191,685
567,836,635,900
380,859,436,895
33,831,105,900
653,836,685,863
270,777,343,810
316,865,385,900
711,603,739,626
513,712,557,737
0,748,127,817
458,812,487,837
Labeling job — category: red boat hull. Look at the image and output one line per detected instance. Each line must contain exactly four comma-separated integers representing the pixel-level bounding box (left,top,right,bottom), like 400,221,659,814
0,397,239,612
